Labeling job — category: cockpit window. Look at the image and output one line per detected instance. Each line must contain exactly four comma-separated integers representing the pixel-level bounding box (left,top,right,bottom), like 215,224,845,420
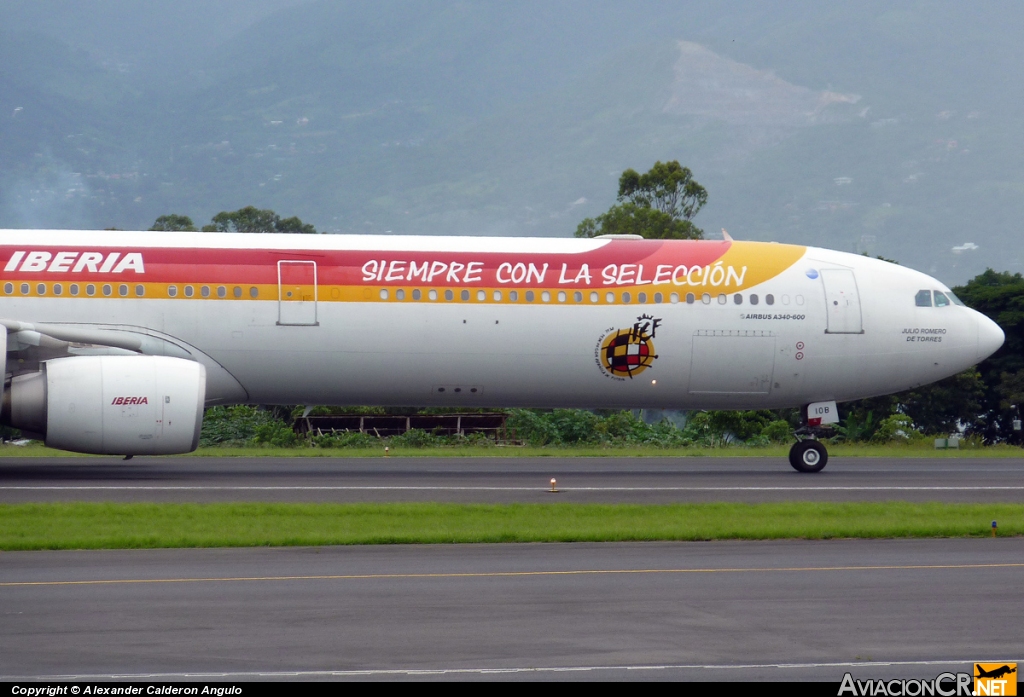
933,291,950,307
946,291,966,306
915,290,932,307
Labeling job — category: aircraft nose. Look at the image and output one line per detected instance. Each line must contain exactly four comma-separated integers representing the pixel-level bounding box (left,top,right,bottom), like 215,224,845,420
976,312,1005,361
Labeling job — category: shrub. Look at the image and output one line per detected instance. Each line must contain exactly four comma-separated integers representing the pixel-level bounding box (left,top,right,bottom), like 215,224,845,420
872,414,919,443
761,420,793,444
201,405,285,446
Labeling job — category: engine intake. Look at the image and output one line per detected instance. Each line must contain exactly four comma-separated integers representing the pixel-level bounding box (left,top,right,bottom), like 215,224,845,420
2,355,206,455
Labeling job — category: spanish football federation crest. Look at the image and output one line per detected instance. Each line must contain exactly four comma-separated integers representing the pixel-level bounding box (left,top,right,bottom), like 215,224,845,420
595,314,661,380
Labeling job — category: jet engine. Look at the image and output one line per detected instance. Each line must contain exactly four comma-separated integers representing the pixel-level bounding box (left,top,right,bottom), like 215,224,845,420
2,355,206,455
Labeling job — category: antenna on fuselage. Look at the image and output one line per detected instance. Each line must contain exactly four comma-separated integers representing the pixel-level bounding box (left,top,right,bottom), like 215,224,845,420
721,228,733,241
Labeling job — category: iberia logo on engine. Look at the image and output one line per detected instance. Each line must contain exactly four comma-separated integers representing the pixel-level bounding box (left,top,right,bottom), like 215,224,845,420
111,397,149,405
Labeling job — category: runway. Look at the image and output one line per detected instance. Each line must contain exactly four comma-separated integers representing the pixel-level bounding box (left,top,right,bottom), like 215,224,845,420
1,539,1021,681
0,455,1022,503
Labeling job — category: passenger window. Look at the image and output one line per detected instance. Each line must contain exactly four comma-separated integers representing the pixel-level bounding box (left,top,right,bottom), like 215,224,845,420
397,289,406,300
915,290,932,307
201,286,210,298
20,283,29,294
86,284,96,296
36,283,46,295
217,286,227,298
622,292,631,303
461,290,470,301
102,284,112,297
233,286,242,298
249,287,259,298
702,293,711,304
718,294,726,305
589,291,598,303
3,283,11,294
750,294,759,305
379,289,389,300
136,285,145,297
525,290,535,302
733,294,743,305
478,290,486,301
605,292,614,303
509,290,518,301
54,284,62,295
541,291,551,302
558,291,567,303
412,289,422,300
184,286,194,298
637,292,647,304
766,294,774,306
494,290,503,301
654,292,663,303
70,284,79,296
933,291,950,307
686,293,695,304
119,284,129,297
669,293,679,304
168,285,177,297
428,289,438,300
444,289,453,301
573,291,582,303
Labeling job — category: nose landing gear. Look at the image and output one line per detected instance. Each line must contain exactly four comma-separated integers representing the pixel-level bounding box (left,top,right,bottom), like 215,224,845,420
789,439,828,473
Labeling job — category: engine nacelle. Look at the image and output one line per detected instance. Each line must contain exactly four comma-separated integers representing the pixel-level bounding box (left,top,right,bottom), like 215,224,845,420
2,355,206,455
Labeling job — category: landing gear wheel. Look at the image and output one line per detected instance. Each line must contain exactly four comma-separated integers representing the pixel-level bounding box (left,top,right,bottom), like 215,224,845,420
789,440,828,473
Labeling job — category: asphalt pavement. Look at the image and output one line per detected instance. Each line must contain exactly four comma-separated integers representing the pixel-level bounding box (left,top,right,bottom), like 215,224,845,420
0,455,1021,503
1,539,1020,681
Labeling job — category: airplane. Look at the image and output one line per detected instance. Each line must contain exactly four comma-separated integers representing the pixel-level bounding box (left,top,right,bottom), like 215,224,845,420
975,665,1016,680
0,229,1005,472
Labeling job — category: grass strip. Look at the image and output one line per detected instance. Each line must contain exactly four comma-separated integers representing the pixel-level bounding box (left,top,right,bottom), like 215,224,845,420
0,502,1021,550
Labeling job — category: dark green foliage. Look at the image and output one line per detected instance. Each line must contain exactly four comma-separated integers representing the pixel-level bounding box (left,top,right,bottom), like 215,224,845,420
901,369,986,435
576,160,706,240
618,160,708,221
575,203,704,240
149,214,196,231
201,206,317,234
953,270,1024,441
251,422,298,448
200,405,286,446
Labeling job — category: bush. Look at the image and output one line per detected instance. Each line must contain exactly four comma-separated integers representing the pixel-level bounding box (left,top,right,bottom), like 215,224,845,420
309,431,378,448
201,406,286,446
252,422,298,448
872,414,920,443
761,420,793,444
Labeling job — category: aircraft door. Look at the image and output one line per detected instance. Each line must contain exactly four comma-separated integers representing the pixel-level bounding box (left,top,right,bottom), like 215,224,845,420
821,269,863,334
277,260,319,326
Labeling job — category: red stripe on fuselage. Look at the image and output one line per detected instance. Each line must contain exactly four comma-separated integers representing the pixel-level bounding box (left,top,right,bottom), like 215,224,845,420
0,239,732,289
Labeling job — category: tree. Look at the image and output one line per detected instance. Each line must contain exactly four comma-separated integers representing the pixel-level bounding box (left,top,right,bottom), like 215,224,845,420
575,160,707,240
953,269,1024,441
149,214,197,232
201,206,317,234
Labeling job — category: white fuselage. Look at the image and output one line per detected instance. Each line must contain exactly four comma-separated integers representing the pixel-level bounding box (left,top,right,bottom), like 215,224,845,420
0,230,1005,412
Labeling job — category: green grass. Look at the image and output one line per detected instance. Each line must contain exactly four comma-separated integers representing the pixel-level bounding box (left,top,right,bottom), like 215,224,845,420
0,502,1020,550
1,442,1022,458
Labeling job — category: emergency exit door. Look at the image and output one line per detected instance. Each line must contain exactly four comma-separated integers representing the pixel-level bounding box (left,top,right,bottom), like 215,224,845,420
277,260,318,326
821,268,863,334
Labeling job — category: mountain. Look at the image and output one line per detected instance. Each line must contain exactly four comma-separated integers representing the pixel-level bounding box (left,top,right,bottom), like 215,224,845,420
0,0,1022,283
